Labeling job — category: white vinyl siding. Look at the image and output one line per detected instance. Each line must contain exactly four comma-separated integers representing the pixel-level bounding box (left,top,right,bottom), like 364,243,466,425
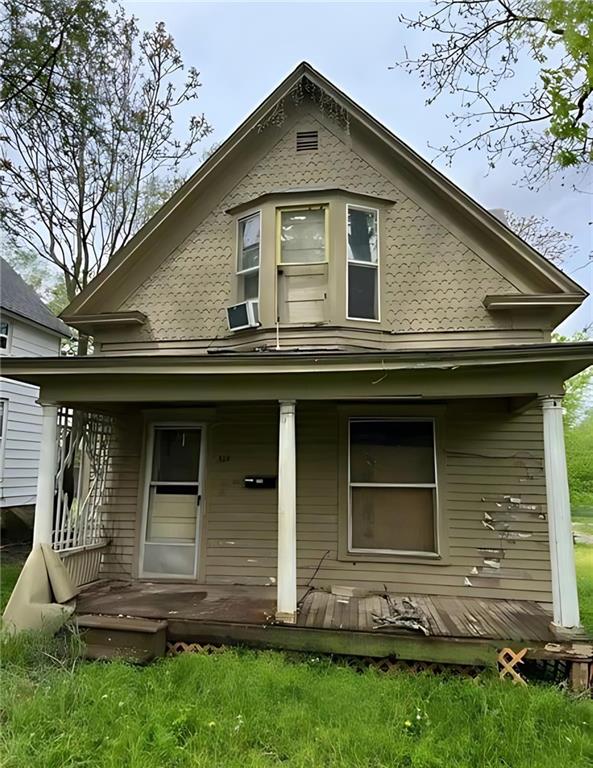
0,315,62,508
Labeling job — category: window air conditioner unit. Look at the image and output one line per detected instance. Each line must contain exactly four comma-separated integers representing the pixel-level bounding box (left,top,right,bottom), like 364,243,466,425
226,300,259,332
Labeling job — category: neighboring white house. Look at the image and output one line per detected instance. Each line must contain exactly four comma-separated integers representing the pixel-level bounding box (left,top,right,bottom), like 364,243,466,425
0,258,70,521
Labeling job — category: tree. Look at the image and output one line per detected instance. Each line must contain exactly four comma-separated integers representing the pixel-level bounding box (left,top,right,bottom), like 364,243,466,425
0,0,211,316
565,410,593,508
504,210,580,264
0,0,108,114
397,1,593,187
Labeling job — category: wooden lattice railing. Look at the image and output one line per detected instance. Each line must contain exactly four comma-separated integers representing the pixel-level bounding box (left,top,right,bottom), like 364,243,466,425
52,408,114,586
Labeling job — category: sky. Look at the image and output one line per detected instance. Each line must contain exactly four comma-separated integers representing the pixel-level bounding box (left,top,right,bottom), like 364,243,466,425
125,0,592,335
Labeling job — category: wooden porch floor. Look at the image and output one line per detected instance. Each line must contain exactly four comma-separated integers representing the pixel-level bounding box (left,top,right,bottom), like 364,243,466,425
75,580,568,644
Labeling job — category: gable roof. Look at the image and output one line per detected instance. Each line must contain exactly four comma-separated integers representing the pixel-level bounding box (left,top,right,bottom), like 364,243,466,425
62,61,587,318
0,258,70,337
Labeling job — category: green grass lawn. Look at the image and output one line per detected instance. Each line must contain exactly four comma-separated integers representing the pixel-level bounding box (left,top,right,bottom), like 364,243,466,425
575,544,593,634
1,563,23,613
1,636,592,768
1,552,592,767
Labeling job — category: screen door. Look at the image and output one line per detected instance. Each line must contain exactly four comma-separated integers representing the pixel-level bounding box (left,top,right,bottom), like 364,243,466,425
141,426,203,578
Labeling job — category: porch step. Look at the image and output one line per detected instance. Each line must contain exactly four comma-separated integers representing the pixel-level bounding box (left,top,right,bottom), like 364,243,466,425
75,614,168,663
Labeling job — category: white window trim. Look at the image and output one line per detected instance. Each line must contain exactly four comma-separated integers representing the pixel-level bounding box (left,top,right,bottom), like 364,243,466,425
277,204,329,266
236,211,262,305
346,204,381,323
139,421,207,580
347,416,440,557
0,320,12,354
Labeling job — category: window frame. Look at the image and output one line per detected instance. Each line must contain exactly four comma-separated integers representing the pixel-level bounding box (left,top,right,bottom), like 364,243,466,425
276,204,329,266
0,319,12,354
236,210,261,305
346,416,441,559
346,204,380,323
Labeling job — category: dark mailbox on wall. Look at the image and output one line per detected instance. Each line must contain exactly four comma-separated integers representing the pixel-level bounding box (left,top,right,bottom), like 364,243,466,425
244,476,277,489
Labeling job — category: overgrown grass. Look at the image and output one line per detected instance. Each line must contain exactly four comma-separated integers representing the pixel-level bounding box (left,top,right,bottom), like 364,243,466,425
1,555,592,767
1,563,23,613
1,638,592,768
576,544,593,635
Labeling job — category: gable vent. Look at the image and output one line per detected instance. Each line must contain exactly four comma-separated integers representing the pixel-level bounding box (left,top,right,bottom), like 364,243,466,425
296,130,318,152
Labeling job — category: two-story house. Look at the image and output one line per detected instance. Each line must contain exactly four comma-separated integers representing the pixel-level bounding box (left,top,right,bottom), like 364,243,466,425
3,64,592,670
0,258,70,529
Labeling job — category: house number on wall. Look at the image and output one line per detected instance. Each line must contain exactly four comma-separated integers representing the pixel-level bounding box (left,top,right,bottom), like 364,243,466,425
218,455,231,463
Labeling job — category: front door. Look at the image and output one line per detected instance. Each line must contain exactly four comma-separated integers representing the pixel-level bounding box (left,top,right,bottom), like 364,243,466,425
140,425,204,578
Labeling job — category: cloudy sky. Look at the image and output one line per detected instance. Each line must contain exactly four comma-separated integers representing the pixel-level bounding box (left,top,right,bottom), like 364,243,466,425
126,0,592,334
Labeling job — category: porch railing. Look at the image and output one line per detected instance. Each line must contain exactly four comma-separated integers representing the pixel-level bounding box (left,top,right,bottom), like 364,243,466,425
52,407,114,586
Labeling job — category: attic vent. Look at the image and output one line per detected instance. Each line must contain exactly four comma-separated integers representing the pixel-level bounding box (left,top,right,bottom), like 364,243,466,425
296,130,318,152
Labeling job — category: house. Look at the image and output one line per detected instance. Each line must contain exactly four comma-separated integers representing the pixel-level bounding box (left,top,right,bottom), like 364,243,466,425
3,63,592,671
0,258,70,529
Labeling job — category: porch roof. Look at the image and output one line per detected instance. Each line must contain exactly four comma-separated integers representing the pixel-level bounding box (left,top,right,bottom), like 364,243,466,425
3,342,591,404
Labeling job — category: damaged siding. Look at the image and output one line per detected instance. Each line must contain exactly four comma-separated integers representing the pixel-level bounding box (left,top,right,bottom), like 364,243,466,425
98,400,551,604
294,400,551,602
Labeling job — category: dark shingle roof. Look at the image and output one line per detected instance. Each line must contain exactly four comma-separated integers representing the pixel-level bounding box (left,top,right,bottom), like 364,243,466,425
0,258,70,337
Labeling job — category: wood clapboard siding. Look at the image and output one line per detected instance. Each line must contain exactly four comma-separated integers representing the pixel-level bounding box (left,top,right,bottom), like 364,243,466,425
98,412,143,579
98,400,552,603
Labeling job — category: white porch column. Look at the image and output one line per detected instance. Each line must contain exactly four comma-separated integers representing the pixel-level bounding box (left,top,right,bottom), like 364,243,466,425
541,396,580,629
277,400,297,623
32,403,58,547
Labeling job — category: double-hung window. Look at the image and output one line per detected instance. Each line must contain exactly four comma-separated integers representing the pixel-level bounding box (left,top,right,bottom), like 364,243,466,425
279,206,328,264
348,418,438,555
0,321,10,352
347,206,379,321
237,212,261,311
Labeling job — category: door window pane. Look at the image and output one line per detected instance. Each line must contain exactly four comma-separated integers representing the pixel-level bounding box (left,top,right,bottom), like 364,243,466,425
280,208,326,263
348,207,378,263
238,213,260,272
348,264,377,320
350,420,435,484
152,428,201,483
351,487,435,552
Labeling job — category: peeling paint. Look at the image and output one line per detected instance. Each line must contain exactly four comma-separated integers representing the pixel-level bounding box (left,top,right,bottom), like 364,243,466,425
483,558,501,569
464,577,473,587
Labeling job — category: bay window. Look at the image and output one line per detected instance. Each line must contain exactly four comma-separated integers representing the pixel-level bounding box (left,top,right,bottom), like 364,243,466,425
348,418,437,554
237,212,261,306
347,206,379,321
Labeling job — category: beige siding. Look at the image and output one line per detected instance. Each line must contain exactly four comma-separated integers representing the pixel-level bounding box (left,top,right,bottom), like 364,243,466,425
111,115,519,349
99,400,551,603
98,412,143,580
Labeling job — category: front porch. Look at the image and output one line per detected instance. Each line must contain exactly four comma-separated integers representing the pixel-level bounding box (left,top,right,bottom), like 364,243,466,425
74,580,589,668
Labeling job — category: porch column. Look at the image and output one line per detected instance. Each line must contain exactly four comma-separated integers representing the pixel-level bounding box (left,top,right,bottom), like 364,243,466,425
541,396,580,629
32,403,58,547
277,400,297,623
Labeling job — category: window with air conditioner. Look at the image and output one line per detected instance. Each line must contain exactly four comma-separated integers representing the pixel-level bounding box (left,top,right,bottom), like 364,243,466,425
237,211,261,304
347,205,379,321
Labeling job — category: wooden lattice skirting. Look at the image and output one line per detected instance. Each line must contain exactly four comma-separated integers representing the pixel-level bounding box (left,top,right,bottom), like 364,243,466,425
166,642,484,677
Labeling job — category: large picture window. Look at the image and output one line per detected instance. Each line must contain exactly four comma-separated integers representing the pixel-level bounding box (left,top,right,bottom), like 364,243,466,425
347,206,379,321
237,212,261,303
348,418,437,554
279,206,327,264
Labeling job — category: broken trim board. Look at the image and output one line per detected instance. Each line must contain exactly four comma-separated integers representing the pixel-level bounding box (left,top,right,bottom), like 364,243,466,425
2,544,78,633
